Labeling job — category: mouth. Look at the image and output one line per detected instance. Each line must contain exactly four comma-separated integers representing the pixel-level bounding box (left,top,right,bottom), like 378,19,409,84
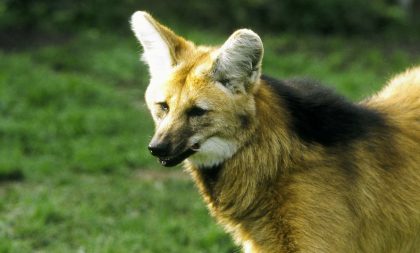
157,143,200,167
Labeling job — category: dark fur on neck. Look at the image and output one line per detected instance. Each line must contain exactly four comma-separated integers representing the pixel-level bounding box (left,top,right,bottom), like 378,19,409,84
194,164,223,202
262,75,387,146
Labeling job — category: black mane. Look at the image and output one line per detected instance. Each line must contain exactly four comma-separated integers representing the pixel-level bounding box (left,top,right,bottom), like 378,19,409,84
262,75,386,146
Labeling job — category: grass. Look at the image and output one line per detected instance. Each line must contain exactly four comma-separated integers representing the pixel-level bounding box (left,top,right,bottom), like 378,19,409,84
0,173,233,253
0,28,418,252
0,32,153,177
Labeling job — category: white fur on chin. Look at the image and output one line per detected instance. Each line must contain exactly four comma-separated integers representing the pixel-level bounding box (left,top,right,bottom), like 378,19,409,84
187,137,238,168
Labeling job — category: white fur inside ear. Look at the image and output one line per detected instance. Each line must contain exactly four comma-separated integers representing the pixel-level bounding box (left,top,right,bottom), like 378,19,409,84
215,29,263,84
130,11,172,79
188,137,238,168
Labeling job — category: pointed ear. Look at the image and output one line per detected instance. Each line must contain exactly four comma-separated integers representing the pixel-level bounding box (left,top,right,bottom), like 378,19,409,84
130,11,193,80
212,29,264,93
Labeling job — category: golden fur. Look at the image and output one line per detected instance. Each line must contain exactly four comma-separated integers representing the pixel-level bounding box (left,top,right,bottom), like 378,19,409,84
131,11,420,252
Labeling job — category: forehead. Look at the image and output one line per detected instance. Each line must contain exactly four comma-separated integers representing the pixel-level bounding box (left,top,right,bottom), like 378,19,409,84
171,48,212,83
162,51,226,106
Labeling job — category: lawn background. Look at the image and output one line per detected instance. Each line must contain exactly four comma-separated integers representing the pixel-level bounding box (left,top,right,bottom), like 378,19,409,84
1,1,419,252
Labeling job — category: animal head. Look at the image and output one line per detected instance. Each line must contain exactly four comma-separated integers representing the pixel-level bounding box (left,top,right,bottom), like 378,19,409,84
131,11,264,168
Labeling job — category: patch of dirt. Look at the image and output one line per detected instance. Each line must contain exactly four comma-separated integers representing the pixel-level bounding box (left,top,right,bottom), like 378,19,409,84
0,170,24,183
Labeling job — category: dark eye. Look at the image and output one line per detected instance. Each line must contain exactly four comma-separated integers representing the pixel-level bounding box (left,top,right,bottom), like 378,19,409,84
188,106,208,117
158,102,169,113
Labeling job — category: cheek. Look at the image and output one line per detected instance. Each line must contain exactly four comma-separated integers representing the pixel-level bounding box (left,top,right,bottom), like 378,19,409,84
191,112,239,135
189,117,212,132
154,110,166,121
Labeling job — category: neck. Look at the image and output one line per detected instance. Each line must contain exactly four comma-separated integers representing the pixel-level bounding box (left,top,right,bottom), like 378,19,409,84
183,75,389,250
185,82,295,219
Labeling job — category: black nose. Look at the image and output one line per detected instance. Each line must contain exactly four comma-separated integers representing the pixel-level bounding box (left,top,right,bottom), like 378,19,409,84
148,141,171,157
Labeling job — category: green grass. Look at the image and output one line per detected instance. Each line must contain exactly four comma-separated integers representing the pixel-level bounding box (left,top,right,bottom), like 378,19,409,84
0,32,154,177
0,29,418,252
0,173,234,253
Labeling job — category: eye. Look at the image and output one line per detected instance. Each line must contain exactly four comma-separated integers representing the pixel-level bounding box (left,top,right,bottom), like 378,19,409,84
187,106,208,117
157,102,169,113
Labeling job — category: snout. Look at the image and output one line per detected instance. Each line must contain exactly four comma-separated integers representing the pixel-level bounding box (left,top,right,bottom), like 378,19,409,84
148,137,199,167
148,140,171,157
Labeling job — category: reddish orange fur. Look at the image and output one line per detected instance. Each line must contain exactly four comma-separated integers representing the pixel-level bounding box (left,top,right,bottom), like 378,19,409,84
132,12,420,252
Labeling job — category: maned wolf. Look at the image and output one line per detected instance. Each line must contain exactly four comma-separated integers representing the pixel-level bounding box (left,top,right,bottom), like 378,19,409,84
131,11,420,253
